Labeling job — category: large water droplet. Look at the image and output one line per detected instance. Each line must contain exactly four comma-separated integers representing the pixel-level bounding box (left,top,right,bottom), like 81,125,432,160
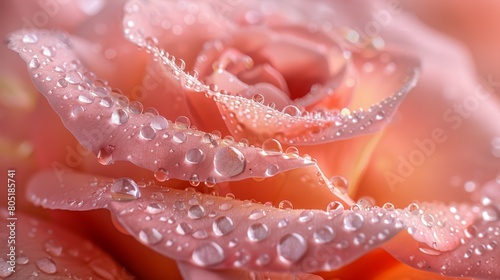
192,242,225,266
140,125,156,140
154,168,169,182
111,109,129,125
343,212,364,231
282,105,302,117
278,200,293,210
213,216,234,236
277,233,307,263
35,257,57,274
188,204,205,219
214,146,246,177
110,178,141,201
185,148,204,164
138,227,163,245
247,223,269,242
313,226,335,244
175,116,191,129
97,146,114,165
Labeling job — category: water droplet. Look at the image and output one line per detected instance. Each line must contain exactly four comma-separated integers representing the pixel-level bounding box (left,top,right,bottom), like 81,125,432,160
138,227,163,245
78,93,94,104
382,202,395,211
278,200,293,210
262,138,283,154
176,222,193,235
110,178,141,201
175,116,191,129
188,204,205,219
375,111,385,121
99,97,112,108
213,216,234,236
41,45,56,57
313,226,335,244
282,105,302,117
278,219,289,228
482,207,499,221
140,125,156,140
419,246,442,256
173,131,187,143
56,78,68,88
421,214,435,227
65,70,83,84
205,177,216,188
406,203,420,215
185,148,204,164
36,257,57,274
326,201,344,216
192,242,225,266
44,239,62,256
330,176,348,189
111,109,129,125
249,209,266,220
151,115,169,130
214,146,246,177
129,101,143,114
193,229,209,239
277,233,307,263
189,174,200,186
247,223,269,242
22,33,39,44
252,93,265,104
145,203,164,214
343,212,364,231
299,210,314,223
97,146,114,165
29,58,40,69
285,146,300,158
219,202,233,211
71,106,85,117
256,254,270,266
265,164,279,176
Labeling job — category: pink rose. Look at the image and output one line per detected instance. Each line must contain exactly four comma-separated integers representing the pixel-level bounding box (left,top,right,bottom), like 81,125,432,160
1,0,499,279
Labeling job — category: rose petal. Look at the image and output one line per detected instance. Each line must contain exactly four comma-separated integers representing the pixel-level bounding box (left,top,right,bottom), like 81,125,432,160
27,171,406,273
8,29,316,183
0,208,131,279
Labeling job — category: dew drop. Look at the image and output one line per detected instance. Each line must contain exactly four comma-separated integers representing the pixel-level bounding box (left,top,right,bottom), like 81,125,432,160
256,254,270,266
111,109,129,125
330,176,348,189
71,105,85,117
97,146,114,165
56,78,68,88
44,239,62,257
151,115,169,130
188,204,205,219
129,101,143,114
110,178,141,201
313,226,335,244
298,210,314,223
247,223,269,242
213,216,234,236
278,200,293,210
406,203,420,215
282,105,302,117
138,227,163,245
22,33,39,44
375,111,385,121
248,209,266,220
65,70,83,84
99,97,112,108
36,257,57,274
186,148,204,164
219,202,233,211
482,207,499,222
326,201,344,216
252,93,265,104
262,138,283,155
421,214,435,227
192,242,225,267
343,212,364,231
145,203,164,214
214,146,246,177
382,202,395,211
41,45,56,57
176,222,193,235
78,93,94,104
193,229,209,239
173,131,187,143
29,58,40,69
277,233,307,263
265,164,279,177
175,116,191,129
140,125,156,140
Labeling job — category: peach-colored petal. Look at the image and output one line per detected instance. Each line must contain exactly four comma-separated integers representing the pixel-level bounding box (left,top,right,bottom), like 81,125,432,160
0,208,132,279
8,29,316,184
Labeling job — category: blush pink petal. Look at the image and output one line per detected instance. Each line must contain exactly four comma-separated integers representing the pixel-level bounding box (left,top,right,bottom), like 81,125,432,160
8,29,316,184
0,208,131,279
